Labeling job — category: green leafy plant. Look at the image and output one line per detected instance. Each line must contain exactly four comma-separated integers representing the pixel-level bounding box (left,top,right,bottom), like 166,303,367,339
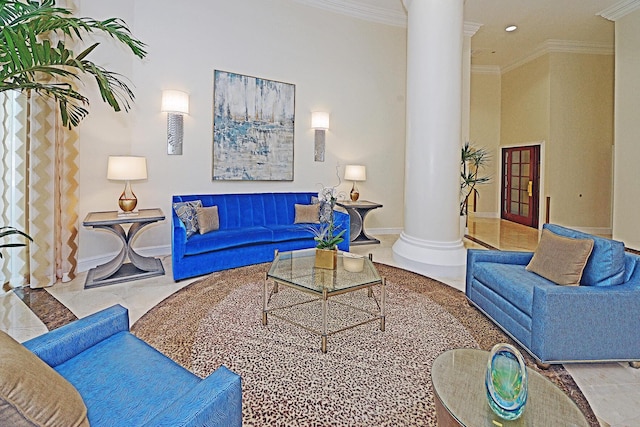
306,185,345,250
460,141,491,216
0,226,32,258
0,0,147,128
307,222,346,250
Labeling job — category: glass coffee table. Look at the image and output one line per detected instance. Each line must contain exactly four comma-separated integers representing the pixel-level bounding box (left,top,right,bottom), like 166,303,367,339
263,249,385,353
431,348,590,426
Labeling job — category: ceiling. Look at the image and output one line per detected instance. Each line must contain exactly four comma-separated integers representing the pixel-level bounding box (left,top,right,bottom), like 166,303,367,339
298,0,637,70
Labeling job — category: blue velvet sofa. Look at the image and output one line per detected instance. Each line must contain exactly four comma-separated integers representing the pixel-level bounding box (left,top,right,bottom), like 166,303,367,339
24,304,242,426
466,224,640,366
172,192,350,281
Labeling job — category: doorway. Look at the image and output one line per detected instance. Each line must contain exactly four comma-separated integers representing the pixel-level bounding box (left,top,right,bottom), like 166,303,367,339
501,145,540,228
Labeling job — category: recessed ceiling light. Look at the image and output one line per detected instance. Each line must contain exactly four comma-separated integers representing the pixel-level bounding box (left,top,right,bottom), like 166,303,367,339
505,25,518,32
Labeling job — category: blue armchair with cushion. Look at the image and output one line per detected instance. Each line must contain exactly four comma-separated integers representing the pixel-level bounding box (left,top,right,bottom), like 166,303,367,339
0,304,241,427
466,223,640,366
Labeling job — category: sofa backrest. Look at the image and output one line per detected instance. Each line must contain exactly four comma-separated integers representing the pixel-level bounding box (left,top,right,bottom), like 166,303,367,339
173,192,318,228
543,224,626,286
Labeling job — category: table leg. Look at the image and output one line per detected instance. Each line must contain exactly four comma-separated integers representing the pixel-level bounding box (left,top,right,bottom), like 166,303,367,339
380,277,386,332
84,221,164,288
321,288,328,353
262,277,268,326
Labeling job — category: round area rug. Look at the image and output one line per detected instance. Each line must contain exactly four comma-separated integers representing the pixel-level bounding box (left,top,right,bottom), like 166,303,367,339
132,263,599,426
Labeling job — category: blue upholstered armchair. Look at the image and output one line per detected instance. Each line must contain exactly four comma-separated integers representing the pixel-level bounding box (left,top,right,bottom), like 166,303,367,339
22,304,242,426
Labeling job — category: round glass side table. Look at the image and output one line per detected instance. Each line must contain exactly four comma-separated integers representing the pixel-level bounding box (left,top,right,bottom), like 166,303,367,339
431,348,590,427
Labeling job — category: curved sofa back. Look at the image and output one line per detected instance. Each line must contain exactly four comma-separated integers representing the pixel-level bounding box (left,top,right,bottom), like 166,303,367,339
173,192,318,229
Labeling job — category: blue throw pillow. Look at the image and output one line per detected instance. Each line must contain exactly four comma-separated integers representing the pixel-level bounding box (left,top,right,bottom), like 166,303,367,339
173,200,202,238
543,224,625,286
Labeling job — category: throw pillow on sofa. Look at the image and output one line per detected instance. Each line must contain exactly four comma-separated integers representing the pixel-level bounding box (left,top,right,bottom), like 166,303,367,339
526,228,594,286
0,331,89,427
197,206,220,234
173,200,202,238
543,223,626,287
294,203,320,224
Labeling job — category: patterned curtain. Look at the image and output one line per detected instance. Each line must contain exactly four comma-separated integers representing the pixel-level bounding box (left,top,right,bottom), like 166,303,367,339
0,90,79,289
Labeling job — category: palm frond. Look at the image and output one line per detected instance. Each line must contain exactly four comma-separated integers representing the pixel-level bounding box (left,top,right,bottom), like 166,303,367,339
0,0,147,127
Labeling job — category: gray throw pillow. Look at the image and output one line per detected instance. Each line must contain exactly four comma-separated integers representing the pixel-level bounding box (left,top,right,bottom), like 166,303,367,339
173,200,202,238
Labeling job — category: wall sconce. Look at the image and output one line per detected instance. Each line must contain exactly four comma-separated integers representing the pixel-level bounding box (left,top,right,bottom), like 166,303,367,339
344,164,366,201
107,156,148,215
161,90,189,155
311,111,330,162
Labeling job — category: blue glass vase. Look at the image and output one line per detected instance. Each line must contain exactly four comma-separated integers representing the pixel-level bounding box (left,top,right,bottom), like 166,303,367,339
485,343,528,420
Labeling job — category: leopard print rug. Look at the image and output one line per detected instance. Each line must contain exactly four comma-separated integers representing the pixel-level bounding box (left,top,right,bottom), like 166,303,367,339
132,263,599,427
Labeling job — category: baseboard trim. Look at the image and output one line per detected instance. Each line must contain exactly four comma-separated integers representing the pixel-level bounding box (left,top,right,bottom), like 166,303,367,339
367,227,402,235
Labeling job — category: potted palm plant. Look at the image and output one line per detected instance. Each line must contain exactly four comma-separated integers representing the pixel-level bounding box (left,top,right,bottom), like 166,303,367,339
460,141,491,234
0,1,146,288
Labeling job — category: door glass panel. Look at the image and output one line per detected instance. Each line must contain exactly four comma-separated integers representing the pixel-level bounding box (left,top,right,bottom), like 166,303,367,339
522,204,529,217
512,164,520,176
520,177,529,189
513,151,520,163
522,164,530,176
522,151,530,163
510,202,519,214
521,190,529,201
511,189,519,201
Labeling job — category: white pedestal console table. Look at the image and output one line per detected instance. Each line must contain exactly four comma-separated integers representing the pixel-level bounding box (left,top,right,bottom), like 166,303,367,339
82,208,165,288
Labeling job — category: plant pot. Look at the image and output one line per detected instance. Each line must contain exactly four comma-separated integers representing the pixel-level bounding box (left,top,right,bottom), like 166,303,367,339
315,248,337,270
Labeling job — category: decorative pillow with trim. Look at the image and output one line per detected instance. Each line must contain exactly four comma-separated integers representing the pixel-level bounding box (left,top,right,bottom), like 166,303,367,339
196,205,220,234
173,200,202,238
294,203,320,224
526,228,594,286
0,331,89,427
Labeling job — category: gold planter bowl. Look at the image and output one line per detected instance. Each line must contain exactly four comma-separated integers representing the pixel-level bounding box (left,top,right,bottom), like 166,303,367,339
315,248,337,270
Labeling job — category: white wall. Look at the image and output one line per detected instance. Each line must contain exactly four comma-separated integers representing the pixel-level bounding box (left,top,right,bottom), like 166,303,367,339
76,0,407,265
613,8,640,248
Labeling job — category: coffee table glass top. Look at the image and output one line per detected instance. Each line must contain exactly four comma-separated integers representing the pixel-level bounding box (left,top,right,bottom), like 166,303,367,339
431,348,589,426
267,249,381,293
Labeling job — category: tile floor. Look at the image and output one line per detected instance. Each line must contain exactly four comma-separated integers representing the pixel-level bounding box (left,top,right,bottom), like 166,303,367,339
2,216,640,426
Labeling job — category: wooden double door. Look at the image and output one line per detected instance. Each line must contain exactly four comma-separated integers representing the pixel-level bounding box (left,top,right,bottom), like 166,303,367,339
501,146,540,228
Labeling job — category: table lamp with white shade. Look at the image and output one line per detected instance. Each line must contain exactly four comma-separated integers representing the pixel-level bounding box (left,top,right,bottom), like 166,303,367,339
107,156,147,215
344,164,366,201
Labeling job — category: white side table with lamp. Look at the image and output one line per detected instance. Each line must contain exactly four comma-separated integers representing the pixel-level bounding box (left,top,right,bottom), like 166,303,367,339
82,156,165,288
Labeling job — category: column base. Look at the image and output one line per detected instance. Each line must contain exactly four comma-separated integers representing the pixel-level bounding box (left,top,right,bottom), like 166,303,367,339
392,232,466,267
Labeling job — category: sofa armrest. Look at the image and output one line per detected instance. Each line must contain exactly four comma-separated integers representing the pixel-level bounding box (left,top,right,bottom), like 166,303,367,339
144,366,242,427
466,250,534,295
333,210,350,252
172,214,187,259
23,304,129,367
531,283,640,361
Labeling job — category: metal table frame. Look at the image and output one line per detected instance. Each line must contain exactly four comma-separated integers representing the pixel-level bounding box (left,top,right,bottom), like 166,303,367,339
263,250,385,353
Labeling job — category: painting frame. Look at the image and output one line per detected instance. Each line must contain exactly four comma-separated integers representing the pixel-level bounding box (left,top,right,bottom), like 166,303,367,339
212,70,295,181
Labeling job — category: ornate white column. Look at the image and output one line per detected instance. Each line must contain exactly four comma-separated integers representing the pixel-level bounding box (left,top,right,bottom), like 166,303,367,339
393,0,466,267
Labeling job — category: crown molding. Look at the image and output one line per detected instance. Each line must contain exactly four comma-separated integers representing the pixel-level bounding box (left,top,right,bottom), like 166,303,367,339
597,0,640,21
293,0,407,27
464,22,483,37
471,65,501,75
501,39,614,74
